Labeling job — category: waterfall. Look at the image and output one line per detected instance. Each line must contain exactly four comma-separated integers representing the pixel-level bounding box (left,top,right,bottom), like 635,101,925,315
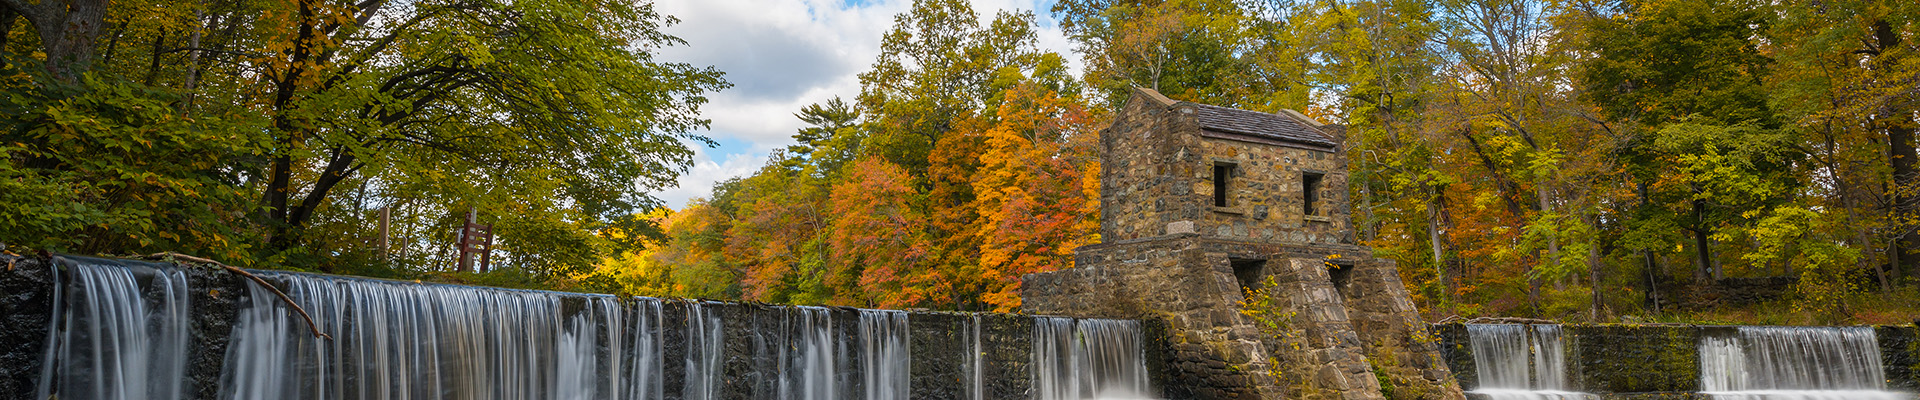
27,260,1175,400
780,307,842,400
970,314,985,400
218,272,662,400
1698,326,1908,400
683,301,723,400
1033,317,1151,400
36,260,192,400
860,309,910,400
1464,324,1590,400
628,299,665,400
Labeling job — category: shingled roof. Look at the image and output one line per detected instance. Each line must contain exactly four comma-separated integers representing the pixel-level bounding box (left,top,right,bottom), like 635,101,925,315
1187,103,1339,149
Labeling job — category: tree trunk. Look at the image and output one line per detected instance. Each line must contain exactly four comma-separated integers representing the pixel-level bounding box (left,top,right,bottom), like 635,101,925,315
1,8,18,50
1427,184,1454,313
1541,180,1562,290
2,0,110,82
1589,230,1605,321
1872,18,1919,282
1690,196,1718,282
262,0,322,254
1643,251,1660,314
1889,110,1920,283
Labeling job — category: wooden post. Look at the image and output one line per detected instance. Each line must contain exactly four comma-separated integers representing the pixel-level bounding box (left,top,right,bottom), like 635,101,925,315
456,208,494,273
457,208,476,272
377,206,391,263
479,224,494,273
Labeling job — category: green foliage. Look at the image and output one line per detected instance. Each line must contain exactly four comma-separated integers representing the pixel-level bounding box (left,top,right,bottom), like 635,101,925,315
1,71,265,263
2,0,725,283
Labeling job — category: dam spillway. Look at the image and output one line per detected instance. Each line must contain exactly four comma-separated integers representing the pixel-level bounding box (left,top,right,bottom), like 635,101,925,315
1437,323,1920,400
5,255,1156,400
1463,324,1591,400
1698,326,1903,400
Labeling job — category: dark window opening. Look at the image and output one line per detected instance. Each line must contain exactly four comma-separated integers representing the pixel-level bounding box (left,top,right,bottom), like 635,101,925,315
1328,262,1354,299
1303,172,1324,216
1232,258,1267,296
1214,163,1236,207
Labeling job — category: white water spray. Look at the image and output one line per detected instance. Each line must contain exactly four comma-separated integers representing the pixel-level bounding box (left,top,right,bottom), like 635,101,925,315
36,261,192,400
1465,324,1592,400
1033,317,1152,400
1698,326,1909,400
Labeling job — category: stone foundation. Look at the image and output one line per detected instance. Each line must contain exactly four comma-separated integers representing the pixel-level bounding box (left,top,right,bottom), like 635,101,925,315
1023,235,1463,400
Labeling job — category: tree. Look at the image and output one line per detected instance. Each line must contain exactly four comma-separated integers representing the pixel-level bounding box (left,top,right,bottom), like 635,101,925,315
245,0,727,270
1,0,108,82
1054,0,1304,109
1768,0,1920,285
2,0,727,280
826,157,929,307
857,0,1075,176
967,84,1102,311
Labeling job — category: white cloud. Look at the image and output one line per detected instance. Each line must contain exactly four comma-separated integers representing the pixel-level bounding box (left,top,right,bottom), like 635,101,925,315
652,142,773,207
645,0,1079,208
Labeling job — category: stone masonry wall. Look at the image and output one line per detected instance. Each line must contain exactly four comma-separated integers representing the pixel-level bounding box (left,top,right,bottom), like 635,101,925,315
1341,258,1459,400
1102,88,1203,242
1881,324,1920,392
1099,88,1352,245
1024,236,1464,400
1024,235,1262,399
1196,136,1351,245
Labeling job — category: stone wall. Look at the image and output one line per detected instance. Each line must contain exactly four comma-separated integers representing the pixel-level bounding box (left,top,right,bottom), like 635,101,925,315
1194,135,1351,245
1024,235,1463,400
1670,277,1795,310
3,254,249,400
1101,88,1203,242
1433,324,1705,395
1570,325,1700,393
1883,324,1920,392
3,254,1140,400
1098,88,1352,245
1434,323,1920,396
0,255,55,397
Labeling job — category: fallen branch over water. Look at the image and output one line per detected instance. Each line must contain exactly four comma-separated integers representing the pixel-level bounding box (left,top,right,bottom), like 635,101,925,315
1462,316,1560,325
144,252,334,341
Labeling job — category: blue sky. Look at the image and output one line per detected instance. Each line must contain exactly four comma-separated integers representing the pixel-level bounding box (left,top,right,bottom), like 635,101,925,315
647,0,1078,208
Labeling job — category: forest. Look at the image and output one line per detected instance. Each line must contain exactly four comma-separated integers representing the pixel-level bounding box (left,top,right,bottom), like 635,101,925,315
3,0,1918,324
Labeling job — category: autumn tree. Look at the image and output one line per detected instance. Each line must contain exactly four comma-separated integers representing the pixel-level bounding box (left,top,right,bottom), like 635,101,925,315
3,0,727,281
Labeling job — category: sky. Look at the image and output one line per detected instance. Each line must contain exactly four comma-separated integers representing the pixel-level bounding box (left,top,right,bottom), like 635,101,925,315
646,0,1080,208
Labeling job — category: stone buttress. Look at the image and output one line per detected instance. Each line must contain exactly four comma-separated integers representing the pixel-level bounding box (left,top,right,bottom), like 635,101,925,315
1022,88,1465,400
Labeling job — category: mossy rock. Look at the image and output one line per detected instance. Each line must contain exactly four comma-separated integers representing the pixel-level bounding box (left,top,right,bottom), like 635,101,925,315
1568,325,1700,393
1879,324,1920,392
1430,323,1476,392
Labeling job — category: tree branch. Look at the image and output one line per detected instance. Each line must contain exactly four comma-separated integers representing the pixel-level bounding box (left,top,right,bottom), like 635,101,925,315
145,252,334,341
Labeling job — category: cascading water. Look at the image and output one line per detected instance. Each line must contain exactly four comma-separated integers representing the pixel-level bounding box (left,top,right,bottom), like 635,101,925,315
36,260,192,400
779,306,844,400
1464,324,1591,400
627,299,665,400
219,272,664,400
1698,326,1909,400
27,260,1166,400
860,309,910,400
683,301,723,400
970,314,986,400
1032,317,1151,400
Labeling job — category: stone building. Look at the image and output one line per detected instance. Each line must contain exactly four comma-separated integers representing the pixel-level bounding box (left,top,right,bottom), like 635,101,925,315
1022,88,1463,400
